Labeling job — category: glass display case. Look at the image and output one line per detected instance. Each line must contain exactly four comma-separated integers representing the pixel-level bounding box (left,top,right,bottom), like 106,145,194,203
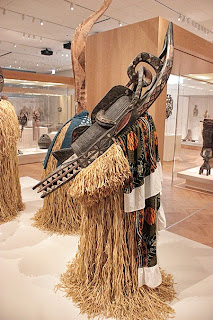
3,79,75,162
164,73,213,189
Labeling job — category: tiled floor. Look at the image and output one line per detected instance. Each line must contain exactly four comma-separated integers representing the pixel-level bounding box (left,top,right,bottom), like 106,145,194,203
18,147,213,247
0,177,212,320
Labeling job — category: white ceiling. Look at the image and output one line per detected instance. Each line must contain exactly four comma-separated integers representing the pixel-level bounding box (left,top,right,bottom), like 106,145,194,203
0,0,212,74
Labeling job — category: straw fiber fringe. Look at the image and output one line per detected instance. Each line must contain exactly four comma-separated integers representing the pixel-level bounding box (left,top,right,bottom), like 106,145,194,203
33,122,80,235
0,100,24,224
68,143,131,206
57,189,176,320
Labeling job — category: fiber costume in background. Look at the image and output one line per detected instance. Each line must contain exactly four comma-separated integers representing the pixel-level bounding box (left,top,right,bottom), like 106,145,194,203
33,111,91,234
33,0,176,318
0,67,24,223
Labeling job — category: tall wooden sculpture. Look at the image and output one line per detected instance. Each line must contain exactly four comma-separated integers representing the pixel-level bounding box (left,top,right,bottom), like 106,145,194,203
33,3,176,319
0,67,24,223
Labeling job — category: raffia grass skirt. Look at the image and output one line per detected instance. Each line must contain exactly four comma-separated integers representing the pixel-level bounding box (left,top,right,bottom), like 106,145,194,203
0,100,24,224
57,144,176,320
33,122,80,235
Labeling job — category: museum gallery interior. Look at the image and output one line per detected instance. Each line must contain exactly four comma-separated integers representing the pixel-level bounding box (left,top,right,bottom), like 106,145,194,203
0,0,213,319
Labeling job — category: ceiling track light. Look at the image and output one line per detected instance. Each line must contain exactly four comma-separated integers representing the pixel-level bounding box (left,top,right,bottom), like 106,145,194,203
40,19,44,26
70,2,74,10
178,14,181,21
13,43,17,48
118,21,123,27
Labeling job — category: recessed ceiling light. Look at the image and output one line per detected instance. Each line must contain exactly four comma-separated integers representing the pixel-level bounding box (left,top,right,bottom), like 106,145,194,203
66,54,68,57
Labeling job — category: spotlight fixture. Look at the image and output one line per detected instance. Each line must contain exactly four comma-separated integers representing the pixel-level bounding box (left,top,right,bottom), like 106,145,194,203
40,20,44,26
70,2,74,10
3,9,6,15
62,53,64,57
28,34,30,39
40,37,42,42
41,48,53,56
9,65,11,68
178,14,181,21
63,41,71,50
18,66,21,69
51,69,56,74
13,43,17,48
119,21,122,27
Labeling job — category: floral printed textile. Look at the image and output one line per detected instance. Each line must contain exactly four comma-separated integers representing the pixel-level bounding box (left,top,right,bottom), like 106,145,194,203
117,112,160,192
117,113,162,270
133,193,160,268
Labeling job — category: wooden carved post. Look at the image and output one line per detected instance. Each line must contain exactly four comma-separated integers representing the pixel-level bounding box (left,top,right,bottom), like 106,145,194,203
71,0,112,114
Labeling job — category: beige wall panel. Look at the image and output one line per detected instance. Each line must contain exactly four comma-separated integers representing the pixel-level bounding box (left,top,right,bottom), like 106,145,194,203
87,16,168,160
86,17,159,111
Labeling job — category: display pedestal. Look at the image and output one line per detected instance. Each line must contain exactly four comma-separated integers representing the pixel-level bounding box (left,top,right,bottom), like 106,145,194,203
177,166,213,192
163,134,181,161
18,148,47,165
18,126,48,149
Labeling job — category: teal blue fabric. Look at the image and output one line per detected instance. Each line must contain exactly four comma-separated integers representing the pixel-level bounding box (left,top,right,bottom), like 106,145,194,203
43,110,91,169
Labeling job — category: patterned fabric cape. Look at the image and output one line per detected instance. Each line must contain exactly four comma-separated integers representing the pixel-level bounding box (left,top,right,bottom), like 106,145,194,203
117,112,162,271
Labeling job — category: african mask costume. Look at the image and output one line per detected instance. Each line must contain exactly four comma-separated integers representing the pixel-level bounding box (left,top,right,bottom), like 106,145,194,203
0,67,24,223
33,1,175,318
